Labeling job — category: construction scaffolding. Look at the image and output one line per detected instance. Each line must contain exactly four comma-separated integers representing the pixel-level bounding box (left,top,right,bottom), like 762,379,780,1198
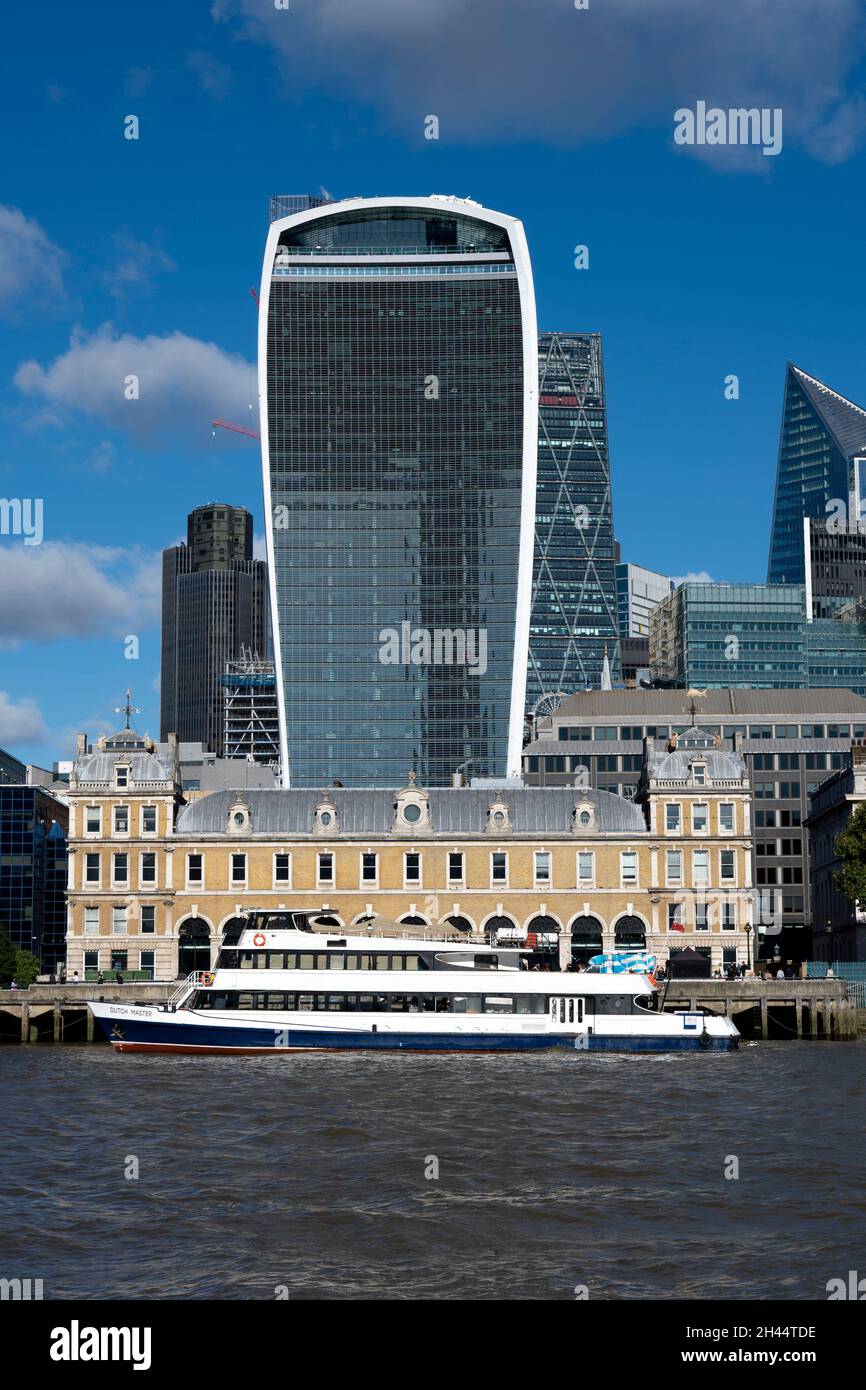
222,648,281,776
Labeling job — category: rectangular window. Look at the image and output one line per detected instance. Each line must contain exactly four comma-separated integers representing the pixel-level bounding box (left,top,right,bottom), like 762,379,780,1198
692,803,708,833
141,806,157,834
84,950,99,972
668,902,684,930
232,853,248,885
694,901,709,931
491,851,508,885
447,852,464,884
692,850,709,887
84,906,99,935
404,852,421,885
692,764,706,785
187,853,203,885
140,950,155,980
665,803,681,832
274,853,291,884
719,803,735,833
577,850,594,885
361,852,377,883
111,949,128,972
113,805,129,834
113,853,128,885
534,850,552,885
115,766,129,788
720,850,735,883
141,905,156,934
665,850,682,885
85,852,100,885
140,852,156,885
620,851,638,886
85,806,101,834
317,852,333,885
111,905,127,934
722,902,737,930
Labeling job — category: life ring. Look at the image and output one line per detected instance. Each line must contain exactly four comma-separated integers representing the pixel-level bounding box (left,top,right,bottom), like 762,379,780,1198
252,932,266,947
200,972,215,987
698,1029,712,1049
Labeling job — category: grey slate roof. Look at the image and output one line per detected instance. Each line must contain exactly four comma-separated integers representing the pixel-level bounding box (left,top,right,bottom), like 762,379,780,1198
647,749,744,782
542,687,866,723
76,751,172,784
175,786,648,836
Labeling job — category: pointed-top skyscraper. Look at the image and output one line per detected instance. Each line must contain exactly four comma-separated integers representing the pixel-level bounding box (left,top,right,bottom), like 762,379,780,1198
768,363,866,584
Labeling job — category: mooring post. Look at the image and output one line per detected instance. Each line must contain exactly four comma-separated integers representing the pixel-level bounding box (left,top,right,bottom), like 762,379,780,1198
86,1007,94,1042
760,996,769,1040
795,998,803,1040
810,999,818,1039
20,1003,28,1044
53,1001,62,1042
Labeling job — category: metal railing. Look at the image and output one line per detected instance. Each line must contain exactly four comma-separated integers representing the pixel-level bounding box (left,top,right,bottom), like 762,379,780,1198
167,972,200,1010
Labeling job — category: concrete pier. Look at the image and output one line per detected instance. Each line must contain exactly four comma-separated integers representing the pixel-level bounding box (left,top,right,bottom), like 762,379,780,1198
0,983,172,1044
661,978,856,1040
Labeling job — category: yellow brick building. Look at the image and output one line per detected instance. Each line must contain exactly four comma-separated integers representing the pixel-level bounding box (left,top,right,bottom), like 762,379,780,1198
64,724,754,979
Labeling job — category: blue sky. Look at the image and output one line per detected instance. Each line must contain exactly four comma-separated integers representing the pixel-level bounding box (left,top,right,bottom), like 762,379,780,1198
2,0,866,763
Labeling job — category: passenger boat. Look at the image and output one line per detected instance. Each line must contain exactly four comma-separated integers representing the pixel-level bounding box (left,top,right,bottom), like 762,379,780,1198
88,911,740,1054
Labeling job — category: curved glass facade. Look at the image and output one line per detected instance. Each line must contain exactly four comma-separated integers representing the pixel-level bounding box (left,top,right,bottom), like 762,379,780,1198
260,198,536,787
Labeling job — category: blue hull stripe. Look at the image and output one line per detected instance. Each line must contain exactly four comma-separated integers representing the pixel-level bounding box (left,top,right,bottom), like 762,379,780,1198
95,1017,738,1054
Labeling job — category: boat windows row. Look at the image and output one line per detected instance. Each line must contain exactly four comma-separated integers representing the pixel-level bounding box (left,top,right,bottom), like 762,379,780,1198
192,990,645,1015
217,950,429,972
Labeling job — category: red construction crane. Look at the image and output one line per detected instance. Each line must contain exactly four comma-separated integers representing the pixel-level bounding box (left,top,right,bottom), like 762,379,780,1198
211,418,260,440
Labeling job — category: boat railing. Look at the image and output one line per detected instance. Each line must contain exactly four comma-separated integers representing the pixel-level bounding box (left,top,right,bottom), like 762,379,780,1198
166,972,200,1011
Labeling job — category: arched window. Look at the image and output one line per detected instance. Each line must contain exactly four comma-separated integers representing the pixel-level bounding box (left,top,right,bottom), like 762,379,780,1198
613,914,646,949
177,920,211,977
569,914,603,964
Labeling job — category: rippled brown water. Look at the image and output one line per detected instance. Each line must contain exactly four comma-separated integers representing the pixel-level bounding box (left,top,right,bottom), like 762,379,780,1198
2,1041,865,1299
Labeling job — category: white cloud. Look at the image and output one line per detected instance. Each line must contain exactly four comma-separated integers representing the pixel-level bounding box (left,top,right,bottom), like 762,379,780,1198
187,49,234,99
14,325,256,444
213,0,866,163
670,571,716,586
0,692,49,746
0,542,160,648
101,233,176,301
0,205,67,317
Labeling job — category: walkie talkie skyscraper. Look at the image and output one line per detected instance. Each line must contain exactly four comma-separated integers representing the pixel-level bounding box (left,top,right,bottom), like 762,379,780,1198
259,196,537,787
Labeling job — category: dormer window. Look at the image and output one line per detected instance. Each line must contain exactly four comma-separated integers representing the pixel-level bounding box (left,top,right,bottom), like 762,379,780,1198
115,765,129,789
393,778,430,832
314,796,339,835
227,801,251,834
485,800,511,834
692,763,707,785
573,800,596,833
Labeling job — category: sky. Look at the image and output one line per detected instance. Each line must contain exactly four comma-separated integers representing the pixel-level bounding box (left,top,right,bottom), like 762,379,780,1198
2,0,866,764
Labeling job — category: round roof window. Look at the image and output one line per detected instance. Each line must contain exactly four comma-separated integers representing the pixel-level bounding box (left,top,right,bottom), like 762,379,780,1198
403,802,422,823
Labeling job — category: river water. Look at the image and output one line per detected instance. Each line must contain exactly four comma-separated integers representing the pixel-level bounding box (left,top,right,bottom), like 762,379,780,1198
2,1041,865,1300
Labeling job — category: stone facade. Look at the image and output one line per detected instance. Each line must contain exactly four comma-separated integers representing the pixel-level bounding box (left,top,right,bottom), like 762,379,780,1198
65,726,754,980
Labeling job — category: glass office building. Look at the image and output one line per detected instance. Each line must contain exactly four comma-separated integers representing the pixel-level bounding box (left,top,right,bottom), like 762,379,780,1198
259,196,537,786
161,504,269,758
651,583,807,688
0,785,68,971
527,332,619,712
768,363,866,584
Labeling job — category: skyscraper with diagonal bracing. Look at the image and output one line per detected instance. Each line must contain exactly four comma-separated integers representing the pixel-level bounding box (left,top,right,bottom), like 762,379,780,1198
527,332,620,715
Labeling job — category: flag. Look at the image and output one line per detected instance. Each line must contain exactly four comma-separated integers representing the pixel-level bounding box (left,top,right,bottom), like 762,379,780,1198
670,919,686,933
